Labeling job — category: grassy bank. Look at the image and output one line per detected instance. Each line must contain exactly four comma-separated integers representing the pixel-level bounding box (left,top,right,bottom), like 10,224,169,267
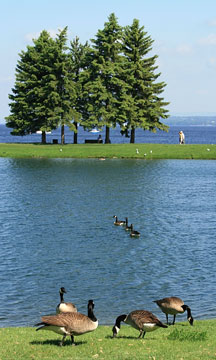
0,143,216,159
0,320,215,359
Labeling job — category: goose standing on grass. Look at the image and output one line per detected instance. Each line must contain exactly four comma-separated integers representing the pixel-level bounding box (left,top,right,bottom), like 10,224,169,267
113,215,126,226
153,296,194,326
56,287,77,314
130,224,140,237
125,217,132,231
36,299,98,346
112,309,167,339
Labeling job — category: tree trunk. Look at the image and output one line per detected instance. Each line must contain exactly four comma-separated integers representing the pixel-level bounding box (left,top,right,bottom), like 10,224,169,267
61,124,65,145
73,122,78,144
130,127,135,143
105,126,110,144
41,131,46,144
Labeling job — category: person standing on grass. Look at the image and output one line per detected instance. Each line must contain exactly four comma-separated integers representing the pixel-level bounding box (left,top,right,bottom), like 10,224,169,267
179,131,185,144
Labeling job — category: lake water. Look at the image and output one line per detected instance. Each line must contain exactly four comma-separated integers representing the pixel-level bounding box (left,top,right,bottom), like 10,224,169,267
1,123,216,144
0,157,215,327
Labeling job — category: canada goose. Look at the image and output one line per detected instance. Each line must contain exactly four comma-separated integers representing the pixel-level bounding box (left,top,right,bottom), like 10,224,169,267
36,299,98,346
112,309,167,339
113,215,126,226
130,224,140,237
56,287,77,314
153,296,194,326
125,217,132,231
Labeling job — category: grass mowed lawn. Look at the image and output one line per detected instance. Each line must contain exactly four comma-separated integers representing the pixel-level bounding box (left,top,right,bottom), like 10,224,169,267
0,320,216,360
0,143,216,159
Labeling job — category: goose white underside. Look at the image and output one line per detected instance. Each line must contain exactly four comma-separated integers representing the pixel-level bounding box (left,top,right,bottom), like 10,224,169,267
142,323,160,332
39,320,98,336
39,325,69,336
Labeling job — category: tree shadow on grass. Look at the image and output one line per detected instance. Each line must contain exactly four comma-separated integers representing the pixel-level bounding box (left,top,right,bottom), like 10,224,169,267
30,339,87,347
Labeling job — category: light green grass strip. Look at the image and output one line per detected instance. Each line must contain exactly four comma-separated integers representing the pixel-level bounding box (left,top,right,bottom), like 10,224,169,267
0,143,216,159
0,320,216,360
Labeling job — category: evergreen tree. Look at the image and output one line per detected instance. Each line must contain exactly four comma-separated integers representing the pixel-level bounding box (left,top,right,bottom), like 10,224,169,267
81,13,124,143
54,28,78,145
5,31,62,144
69,37,89,144
120,19,169,143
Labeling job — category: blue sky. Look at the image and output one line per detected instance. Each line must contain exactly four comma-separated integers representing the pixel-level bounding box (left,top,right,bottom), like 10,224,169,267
1,0,216,123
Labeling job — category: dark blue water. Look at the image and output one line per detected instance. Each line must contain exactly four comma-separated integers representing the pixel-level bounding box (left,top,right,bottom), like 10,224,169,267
0,158,215,327
0,123,216,144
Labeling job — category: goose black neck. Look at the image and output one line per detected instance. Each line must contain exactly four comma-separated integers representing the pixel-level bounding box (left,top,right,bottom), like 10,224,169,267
60,292,64,303
182,305,190,316
186,306,192,318
88,301,97,322
115,314,127,329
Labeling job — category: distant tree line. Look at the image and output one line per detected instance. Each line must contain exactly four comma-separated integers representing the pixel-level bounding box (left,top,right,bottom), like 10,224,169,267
5,13,169,144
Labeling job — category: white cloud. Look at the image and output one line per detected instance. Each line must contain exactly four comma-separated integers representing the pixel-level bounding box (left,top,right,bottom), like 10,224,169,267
176,44,192,55
199,33,216,45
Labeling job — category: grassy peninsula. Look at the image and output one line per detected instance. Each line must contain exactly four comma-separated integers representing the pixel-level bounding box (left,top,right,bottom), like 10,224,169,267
1,320,216,360
0,143,216,159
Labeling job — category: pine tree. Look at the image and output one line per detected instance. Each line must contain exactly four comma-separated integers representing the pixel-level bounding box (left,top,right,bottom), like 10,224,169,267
5,31,62,144
81,13,124,143
120,19,169,143
54,27,78,145
69,37,89,144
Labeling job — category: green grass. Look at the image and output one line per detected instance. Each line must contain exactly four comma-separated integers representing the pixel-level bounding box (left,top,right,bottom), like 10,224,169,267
0,143,216,159
1,320,216,360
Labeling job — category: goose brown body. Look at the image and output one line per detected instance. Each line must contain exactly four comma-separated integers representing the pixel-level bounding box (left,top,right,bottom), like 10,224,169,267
56,287,77,314
36,300,98,346
113,215,126,226
125,217,132,231
130,224,140,237
154,296,194,325
112,309,167,339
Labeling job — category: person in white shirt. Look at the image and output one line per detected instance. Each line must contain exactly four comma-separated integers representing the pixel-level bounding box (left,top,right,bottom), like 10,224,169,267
179,131,185,144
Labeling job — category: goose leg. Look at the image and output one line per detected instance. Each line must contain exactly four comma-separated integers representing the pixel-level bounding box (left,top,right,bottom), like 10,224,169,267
71,335,76,346
142,331,146,339
172,315,176,325
166,314,169,325
138,330,143,338
59,334,66,346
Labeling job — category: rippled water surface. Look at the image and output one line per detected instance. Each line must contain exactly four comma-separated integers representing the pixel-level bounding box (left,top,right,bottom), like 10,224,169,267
0,158,215,327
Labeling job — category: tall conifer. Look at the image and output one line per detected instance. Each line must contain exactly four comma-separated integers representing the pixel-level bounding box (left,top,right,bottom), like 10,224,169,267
81,13,124,143
120,19,169,143
69,37,89,143
6,31,61,143
54,27,78,145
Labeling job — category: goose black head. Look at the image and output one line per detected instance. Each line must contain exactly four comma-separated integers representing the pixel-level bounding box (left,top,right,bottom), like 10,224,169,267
60,287,67,294
88,299,95,309
112,325,119,338
182,305,194,326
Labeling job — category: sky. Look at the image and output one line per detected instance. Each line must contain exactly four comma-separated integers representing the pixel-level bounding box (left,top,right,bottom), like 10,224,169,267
1,0,216,123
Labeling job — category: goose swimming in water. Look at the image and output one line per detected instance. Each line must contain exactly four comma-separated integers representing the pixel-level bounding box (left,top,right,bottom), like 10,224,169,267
130,224,140,237
113,215,126,226
125,217,132,231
